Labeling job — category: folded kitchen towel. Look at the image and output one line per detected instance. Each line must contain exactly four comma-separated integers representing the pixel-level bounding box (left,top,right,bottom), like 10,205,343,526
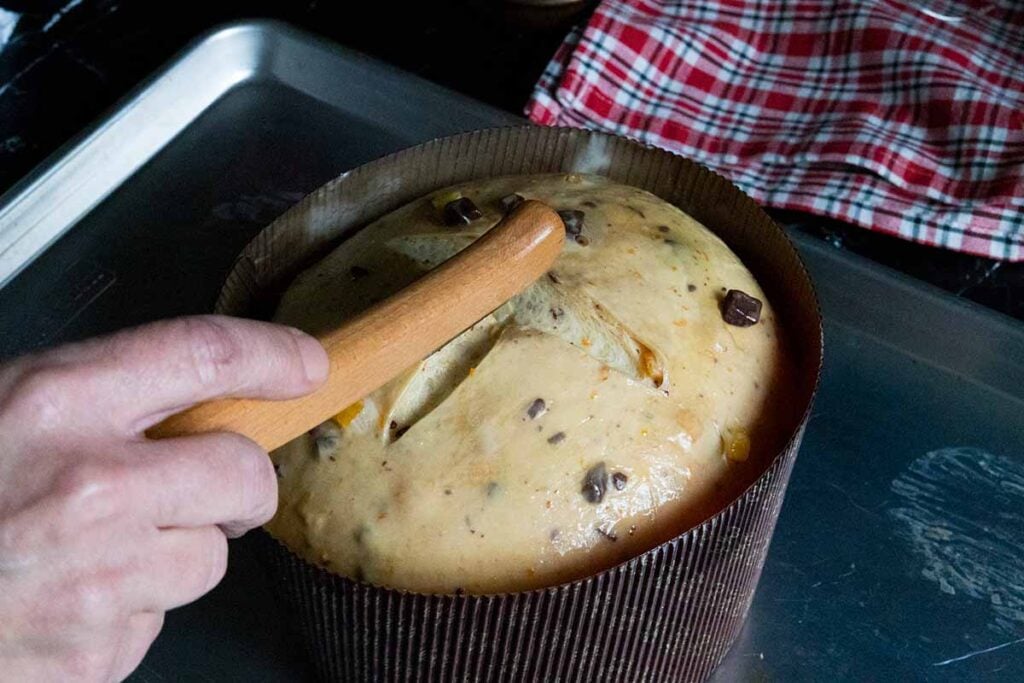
527,0,1024,260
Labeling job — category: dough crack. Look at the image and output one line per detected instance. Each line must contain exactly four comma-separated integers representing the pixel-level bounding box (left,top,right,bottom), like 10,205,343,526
352,224,671,441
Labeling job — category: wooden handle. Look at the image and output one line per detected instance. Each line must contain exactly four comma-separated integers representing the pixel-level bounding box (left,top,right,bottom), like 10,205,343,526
148,200,565,450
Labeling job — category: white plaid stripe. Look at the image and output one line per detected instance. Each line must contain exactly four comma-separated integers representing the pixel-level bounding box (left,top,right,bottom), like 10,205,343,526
526,0,1024,260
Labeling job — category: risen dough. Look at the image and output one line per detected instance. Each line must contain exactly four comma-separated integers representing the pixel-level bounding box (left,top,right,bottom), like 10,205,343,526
266,174,791,594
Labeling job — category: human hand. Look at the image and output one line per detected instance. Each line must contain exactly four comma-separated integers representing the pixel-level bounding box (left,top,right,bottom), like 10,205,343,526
0,316,328,681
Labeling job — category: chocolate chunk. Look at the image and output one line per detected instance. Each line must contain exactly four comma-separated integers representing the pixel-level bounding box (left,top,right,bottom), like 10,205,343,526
443,197,483,226
526,398,547,420
574,234,590,247
657,225,670,234
721,289,763,327
444,488,452,496
389,420,398,431
394,425,409,439
499,193,525,214
612,472,628,490
486,481,501,497
627,205,646,219
687,284,697,292
349,265,370,280
547,271,561,284
547,431,566,445
550,306,564,320
557,209,585,237
581,462,608,503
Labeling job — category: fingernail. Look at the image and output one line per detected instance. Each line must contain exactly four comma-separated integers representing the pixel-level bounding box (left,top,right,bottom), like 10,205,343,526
289,328,329,385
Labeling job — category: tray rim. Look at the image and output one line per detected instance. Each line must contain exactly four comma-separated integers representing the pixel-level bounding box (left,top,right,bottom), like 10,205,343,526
0,18,518,289
0,19,1020,403
0,20,250,288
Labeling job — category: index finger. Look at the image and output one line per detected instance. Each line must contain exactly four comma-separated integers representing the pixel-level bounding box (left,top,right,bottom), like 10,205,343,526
22,315,328,436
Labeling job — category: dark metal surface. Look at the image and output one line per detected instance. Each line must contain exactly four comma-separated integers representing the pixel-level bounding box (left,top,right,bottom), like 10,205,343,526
1,21,1021,682
710,240,1024,682
3,1,1024,323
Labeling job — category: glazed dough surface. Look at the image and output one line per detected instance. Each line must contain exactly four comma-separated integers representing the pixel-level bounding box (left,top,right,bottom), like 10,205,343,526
266,174,791,594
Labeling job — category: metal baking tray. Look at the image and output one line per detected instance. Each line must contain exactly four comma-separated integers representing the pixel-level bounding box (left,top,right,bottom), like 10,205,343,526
1,20,1021,682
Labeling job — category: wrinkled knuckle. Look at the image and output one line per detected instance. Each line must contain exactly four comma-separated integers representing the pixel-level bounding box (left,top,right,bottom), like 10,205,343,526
54,463,104,509
56,461,127,506
1,507,76,564
181,317,243,388
51,461,129,526
65,575,120,626
3,365,76,424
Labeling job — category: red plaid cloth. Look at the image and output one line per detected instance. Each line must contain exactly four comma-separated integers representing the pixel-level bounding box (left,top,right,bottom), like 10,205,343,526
527,1,1024,260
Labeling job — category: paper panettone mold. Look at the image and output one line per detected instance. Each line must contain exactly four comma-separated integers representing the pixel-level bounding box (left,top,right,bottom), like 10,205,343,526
219,127,823,682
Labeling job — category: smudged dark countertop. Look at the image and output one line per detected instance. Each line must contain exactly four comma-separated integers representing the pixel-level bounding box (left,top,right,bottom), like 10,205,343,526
0,0,1021,322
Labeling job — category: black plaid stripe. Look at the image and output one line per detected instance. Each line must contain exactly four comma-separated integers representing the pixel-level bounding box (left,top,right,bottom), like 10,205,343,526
531,0,1024,260
720,156,1023,247
621,8,1023,170
585,114,1024,257
586,7,1021,162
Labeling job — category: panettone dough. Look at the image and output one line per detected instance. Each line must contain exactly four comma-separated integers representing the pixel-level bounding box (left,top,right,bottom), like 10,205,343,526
266,174,792,594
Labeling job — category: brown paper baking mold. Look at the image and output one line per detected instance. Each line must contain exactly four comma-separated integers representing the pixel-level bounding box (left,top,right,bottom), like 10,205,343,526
219,127,823,682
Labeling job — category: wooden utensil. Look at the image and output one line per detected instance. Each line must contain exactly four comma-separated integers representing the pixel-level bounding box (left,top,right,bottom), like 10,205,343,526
148,200,565,451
